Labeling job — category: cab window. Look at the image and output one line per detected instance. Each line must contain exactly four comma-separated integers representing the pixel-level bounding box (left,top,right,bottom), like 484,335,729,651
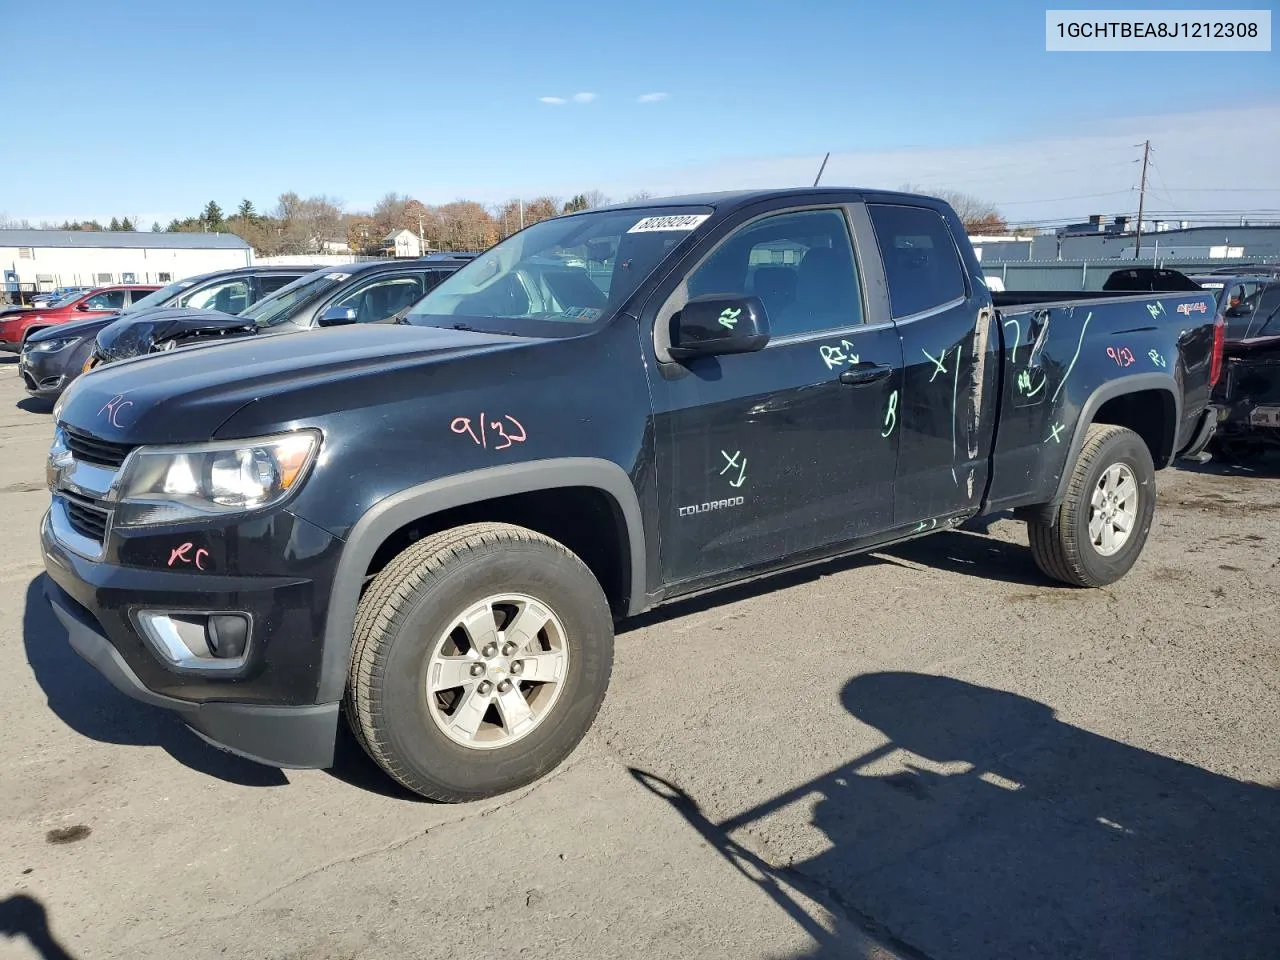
330,275,425,323
180,279,252,314
686,208,863,338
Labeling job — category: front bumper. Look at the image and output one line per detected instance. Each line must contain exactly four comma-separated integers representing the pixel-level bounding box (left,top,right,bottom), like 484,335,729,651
18,348,69,397
40,503,346,769
46,579,339,767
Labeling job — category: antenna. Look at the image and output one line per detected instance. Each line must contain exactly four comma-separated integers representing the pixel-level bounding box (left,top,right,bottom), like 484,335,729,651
1134,139,1150,258
812,152,830,188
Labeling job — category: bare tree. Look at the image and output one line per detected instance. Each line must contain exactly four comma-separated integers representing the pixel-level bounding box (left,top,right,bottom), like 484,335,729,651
626,191,654,202
583,190,610,209
897,184,1007,234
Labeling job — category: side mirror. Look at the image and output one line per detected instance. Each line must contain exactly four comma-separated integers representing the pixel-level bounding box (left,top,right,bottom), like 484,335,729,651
75,303,91,311
668,294,770,361
317,305,358,327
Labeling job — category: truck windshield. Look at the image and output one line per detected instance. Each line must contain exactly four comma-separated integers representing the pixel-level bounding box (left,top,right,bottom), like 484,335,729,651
403,206,713,337
241,271,348,328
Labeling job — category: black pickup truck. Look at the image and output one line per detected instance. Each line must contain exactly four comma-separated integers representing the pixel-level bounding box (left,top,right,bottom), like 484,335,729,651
39,188,1222,802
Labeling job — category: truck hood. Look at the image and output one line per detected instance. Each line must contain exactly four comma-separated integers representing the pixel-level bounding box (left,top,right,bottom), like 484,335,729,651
55,322,528,444
95,307,251,361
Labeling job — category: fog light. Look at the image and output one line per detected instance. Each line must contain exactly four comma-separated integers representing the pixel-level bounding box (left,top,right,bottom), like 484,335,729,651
135,610,252,672
207,614,249,658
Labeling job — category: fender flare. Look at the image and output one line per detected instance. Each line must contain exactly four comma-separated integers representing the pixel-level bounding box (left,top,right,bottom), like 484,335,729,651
1047,372,1181,508
315,457,646,703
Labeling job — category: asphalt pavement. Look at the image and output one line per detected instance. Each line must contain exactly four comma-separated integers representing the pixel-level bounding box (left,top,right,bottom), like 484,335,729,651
1,358,1277,960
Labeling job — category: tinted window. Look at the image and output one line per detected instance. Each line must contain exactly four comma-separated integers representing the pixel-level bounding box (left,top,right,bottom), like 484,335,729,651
332,275,425,323
82,290,127,310
867,204,967,318
687,208,862,337
423,269,454,292
179,279,251,314
257,274,302,297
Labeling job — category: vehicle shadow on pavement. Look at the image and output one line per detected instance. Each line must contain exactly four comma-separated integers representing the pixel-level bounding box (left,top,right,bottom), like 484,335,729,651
17,396,54,414
635,672,1280,960
0,894,78,959
22,576,288,788
622,528,1057,636
1176,451,1280,478
877,528,1063,588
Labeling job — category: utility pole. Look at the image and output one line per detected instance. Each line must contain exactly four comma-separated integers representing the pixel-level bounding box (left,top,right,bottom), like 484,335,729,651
418,215,425,255
519,198,525,230
1133,139,1150,258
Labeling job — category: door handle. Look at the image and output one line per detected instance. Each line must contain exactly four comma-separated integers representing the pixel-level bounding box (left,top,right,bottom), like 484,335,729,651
839,362,892,386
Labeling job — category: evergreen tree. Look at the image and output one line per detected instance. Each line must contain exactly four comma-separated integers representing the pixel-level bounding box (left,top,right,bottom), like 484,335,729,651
237,198,256,222
201,201,225,230
108,217,121,231
120,216,134,231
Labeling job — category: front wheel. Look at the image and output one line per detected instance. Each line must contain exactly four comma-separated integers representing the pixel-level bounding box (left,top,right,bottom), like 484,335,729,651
1027,424,1156,587
344,522,614,802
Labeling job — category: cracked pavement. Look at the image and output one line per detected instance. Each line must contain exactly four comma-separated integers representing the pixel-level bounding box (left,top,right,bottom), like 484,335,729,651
2,363,1278,960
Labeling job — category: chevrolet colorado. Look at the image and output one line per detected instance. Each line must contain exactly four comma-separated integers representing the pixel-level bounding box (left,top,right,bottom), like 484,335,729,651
40,188,1222,801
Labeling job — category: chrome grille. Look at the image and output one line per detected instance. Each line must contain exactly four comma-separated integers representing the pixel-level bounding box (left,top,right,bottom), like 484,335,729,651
63,426,136,468
62,491,110,543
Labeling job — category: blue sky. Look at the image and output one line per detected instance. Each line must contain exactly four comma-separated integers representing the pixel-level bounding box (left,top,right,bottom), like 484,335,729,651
3,0,1277,226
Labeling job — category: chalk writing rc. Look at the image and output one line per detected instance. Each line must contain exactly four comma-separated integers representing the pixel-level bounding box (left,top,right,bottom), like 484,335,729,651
1145,302,1166,320
718,306,741,330
97,394,133,428
1148,349,1167,368
167,542,209,571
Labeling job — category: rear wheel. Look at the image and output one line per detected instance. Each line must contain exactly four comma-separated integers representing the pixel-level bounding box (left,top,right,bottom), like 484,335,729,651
344,522,614,802
1027,424,1156,587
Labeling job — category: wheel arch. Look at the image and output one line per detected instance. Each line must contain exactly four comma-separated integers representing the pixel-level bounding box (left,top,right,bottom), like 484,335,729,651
1049,374,1180,508
316,457,646,703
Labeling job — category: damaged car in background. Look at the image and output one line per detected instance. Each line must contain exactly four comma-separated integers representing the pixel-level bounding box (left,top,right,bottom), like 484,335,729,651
1210,281,1280,462
84,257,471,369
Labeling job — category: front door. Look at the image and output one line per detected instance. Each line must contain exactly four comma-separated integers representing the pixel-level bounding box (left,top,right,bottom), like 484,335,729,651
645,204,904,589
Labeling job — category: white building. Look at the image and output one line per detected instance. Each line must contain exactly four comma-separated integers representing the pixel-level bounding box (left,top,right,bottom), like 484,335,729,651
383,229,423,258
0,230,252,294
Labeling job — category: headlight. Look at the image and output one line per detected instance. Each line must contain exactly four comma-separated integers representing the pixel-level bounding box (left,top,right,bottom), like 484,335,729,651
28,336,79,353
113,429,322,527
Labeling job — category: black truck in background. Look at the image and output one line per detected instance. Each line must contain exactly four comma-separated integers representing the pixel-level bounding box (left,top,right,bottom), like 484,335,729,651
40,188,1222,802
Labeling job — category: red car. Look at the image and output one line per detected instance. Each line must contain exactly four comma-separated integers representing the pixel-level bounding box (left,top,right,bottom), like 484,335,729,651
0,284,160,352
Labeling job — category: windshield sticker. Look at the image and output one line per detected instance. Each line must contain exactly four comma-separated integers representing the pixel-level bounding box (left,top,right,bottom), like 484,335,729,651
627,214,710,234
324,273,351,281
560,307,603,322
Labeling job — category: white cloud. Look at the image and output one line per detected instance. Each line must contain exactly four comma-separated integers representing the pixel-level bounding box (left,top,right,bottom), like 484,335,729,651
539,96,567,105
571,92,596,103
636,92,669,103
576,103,1280,224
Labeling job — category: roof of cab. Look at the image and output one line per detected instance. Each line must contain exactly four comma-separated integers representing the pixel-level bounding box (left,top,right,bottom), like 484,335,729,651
591,187,947,214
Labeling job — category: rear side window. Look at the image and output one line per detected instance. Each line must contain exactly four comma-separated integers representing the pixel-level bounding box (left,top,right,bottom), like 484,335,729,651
258,274,302,297
867,204,967,319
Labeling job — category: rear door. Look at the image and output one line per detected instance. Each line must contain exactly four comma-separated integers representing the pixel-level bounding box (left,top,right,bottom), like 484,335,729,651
864,202,998,526
645,202,903,587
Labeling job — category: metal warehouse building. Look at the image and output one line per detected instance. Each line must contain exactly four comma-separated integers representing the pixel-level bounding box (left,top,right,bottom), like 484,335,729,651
1,230,252,295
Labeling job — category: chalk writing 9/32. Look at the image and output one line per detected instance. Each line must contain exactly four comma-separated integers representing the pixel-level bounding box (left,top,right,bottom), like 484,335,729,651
450,412,527,451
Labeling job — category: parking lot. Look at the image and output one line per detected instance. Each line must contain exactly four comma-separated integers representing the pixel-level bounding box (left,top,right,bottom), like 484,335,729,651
1,359,1278,959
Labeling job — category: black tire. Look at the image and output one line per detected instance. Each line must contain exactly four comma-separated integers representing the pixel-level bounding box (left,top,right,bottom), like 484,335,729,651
1027,424,1156,587
344,522,614,802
